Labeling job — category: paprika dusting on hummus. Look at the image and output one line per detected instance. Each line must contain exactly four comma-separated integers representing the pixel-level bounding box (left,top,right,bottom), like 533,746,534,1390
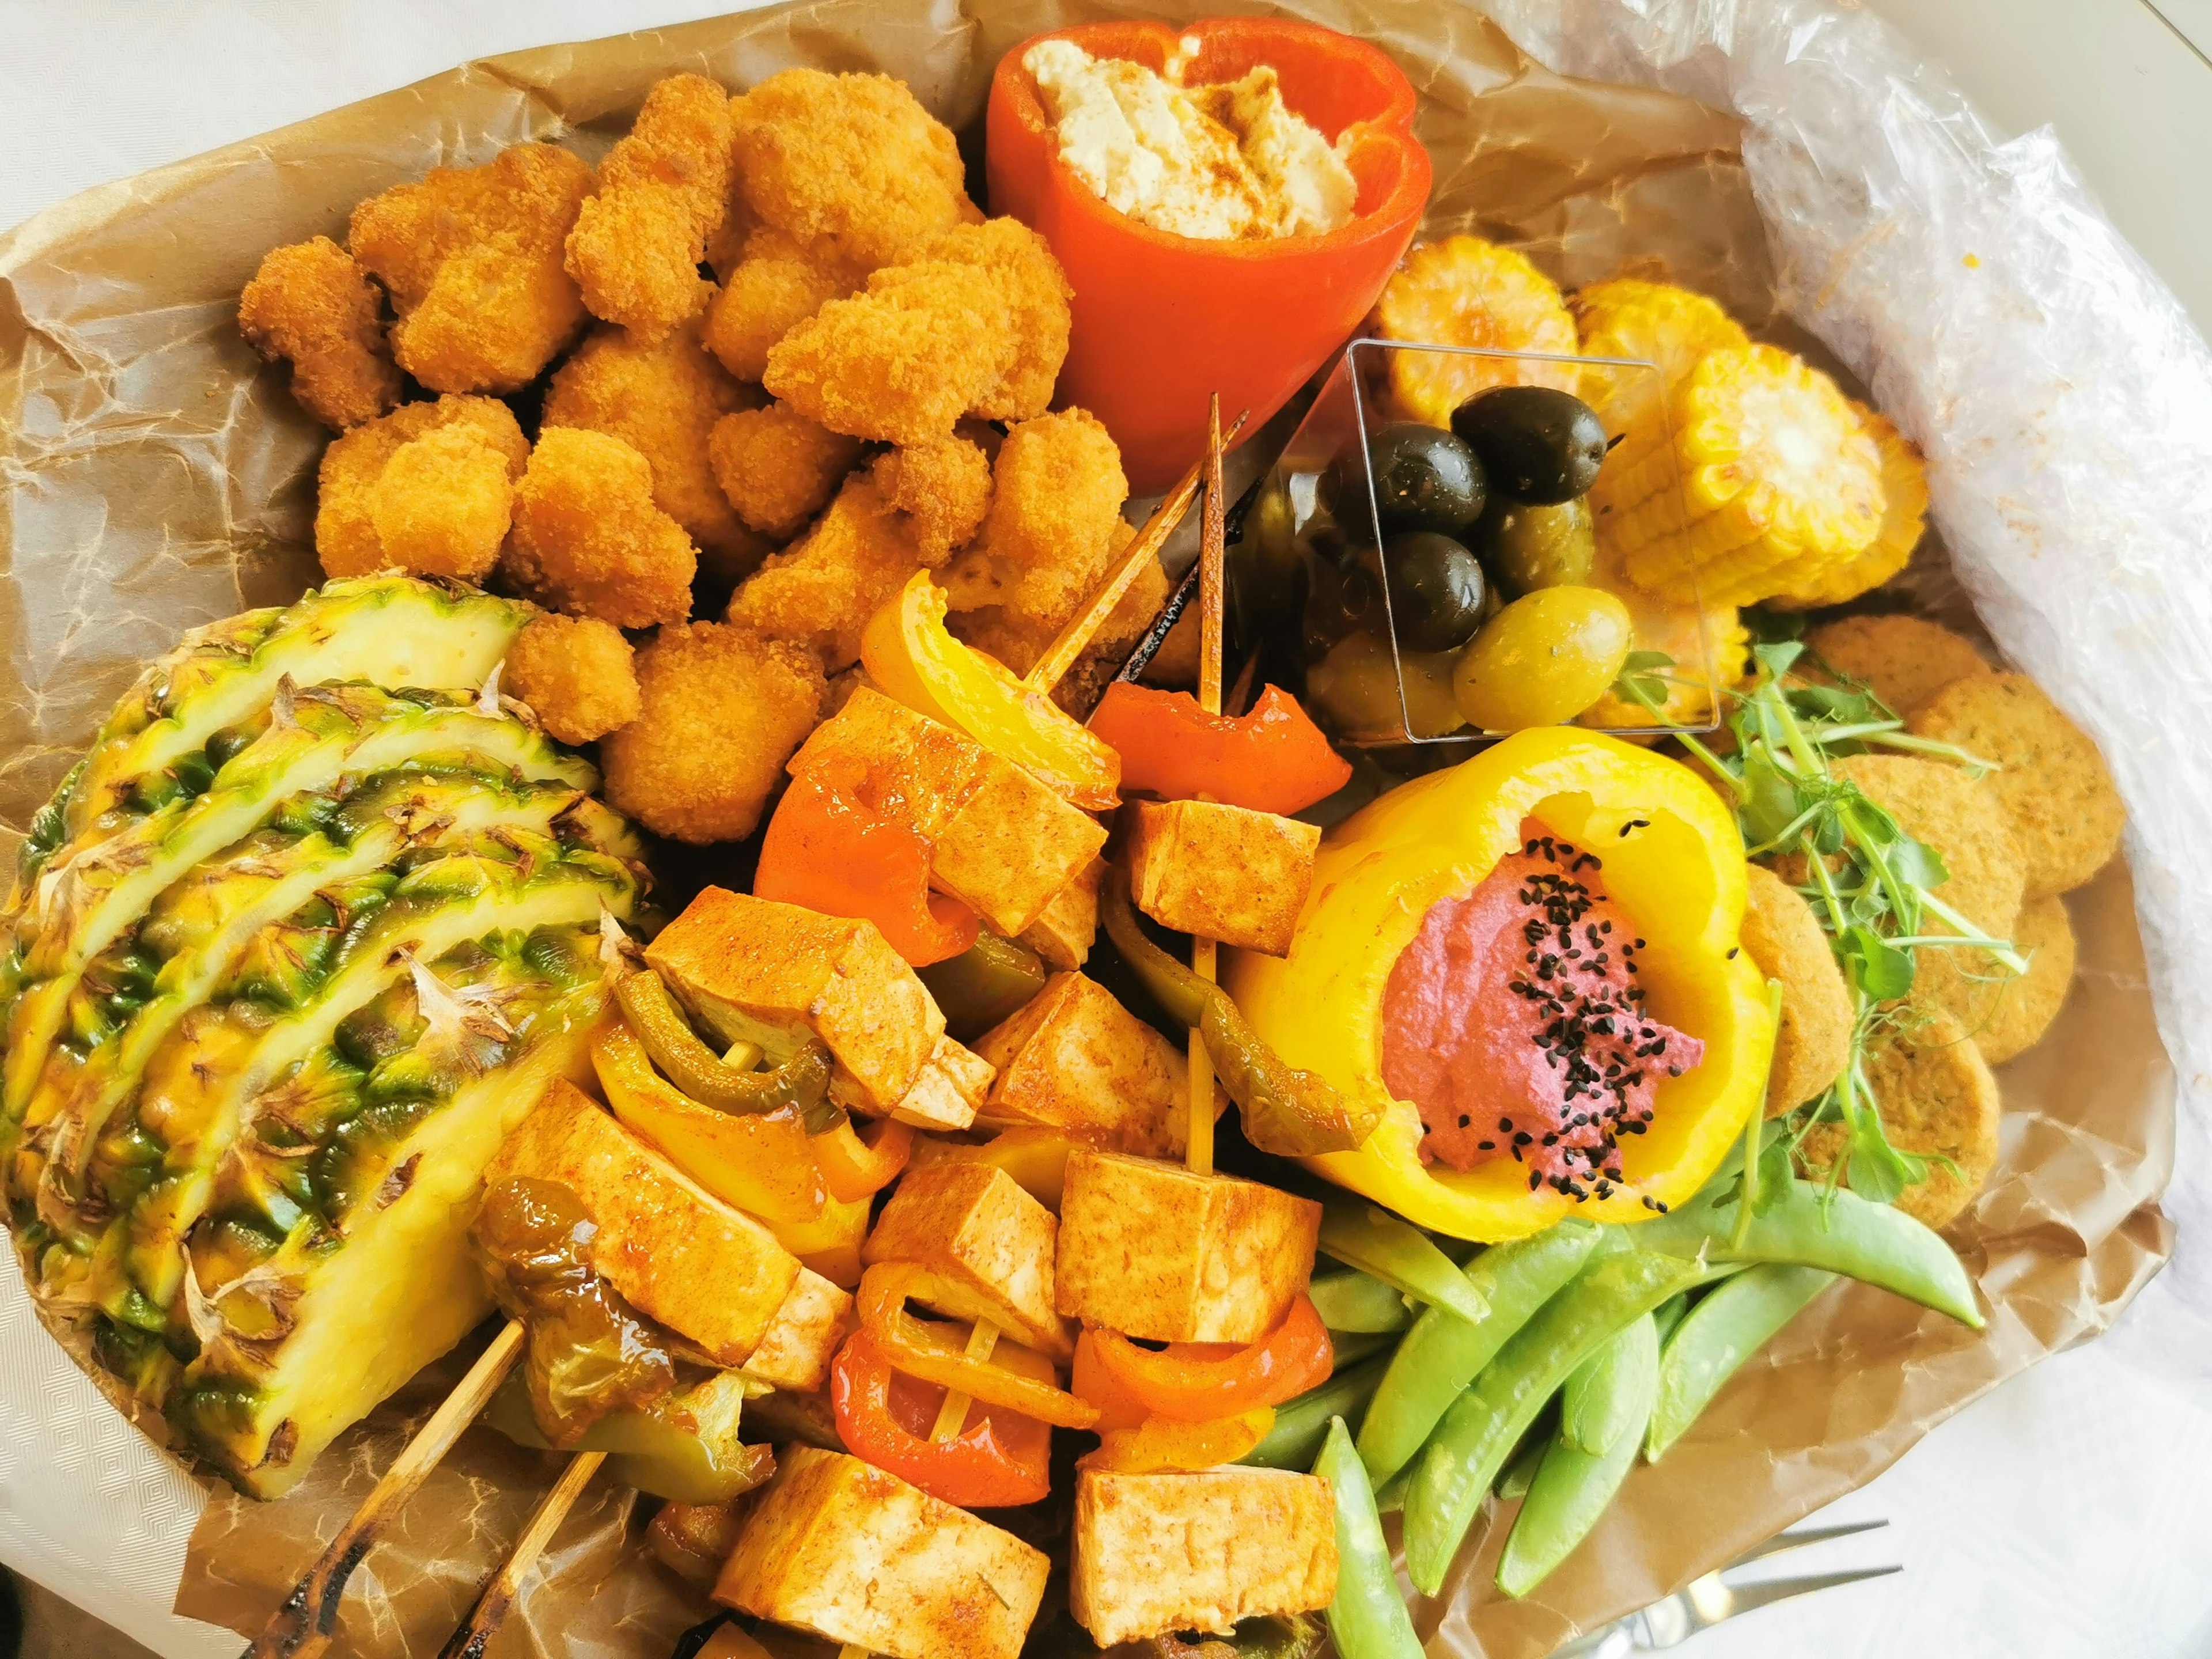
1381,821,1705,1203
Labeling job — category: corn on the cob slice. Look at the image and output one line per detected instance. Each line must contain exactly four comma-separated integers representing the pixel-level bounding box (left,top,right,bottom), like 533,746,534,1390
1768,401,1929,609
1610,345,1884,607
1374,236,1578,427
1572,278,1749,387
1579,506,1747,730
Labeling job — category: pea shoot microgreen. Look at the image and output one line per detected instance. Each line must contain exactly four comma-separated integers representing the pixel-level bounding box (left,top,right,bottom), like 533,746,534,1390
1612,623,2018,1211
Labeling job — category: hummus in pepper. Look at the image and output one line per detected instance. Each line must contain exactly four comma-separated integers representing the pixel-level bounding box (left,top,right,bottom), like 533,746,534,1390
1381,822,1705,1201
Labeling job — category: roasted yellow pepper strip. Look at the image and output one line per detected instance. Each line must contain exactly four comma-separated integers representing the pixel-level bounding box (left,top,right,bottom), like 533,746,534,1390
1225,727,1770,1241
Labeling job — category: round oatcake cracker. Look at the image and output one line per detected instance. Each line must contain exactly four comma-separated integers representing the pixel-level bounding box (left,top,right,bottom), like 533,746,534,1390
1907,672,2124,899
1971,893,2077,1066
1804,614,1988,716
1801,1012,2001,1230
1740,863,1853,1116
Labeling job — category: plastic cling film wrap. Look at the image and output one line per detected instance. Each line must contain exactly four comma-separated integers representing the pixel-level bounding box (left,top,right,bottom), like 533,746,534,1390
0,2,2189,1657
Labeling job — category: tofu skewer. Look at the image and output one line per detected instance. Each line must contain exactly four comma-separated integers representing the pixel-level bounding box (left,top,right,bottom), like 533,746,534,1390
1186,395,1229,1179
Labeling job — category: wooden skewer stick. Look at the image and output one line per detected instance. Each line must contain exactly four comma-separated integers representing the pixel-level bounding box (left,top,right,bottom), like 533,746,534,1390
247,1317,528,1659
435,1448,608,1659
1024,410,1251,697
1186,396,1229,1180
929,1318,1002,1441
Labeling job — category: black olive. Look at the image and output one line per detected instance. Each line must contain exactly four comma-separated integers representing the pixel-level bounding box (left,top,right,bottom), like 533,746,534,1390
1450,387,1608,506
1361,532,1487,653
1345,422,1488,536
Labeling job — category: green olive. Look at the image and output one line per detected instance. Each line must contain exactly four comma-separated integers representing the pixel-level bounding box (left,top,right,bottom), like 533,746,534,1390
1481,495,1597,597
1347,423,1488,537
1452,586,1634,732
1451,387,1608,506
1308,628,1466,740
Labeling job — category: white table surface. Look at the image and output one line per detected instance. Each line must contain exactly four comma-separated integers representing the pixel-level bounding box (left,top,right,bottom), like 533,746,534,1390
2,5,2209,1658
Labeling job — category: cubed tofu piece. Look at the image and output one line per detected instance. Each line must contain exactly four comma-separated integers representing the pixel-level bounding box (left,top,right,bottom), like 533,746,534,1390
1127,799,1320,956
791,688,1107,936
863,1162,1069,1357
888,1033,994,1132
1020,857,1102,970
1069,1467,1338,1646
1055,1150,1320,1343
906,1126,1081,1211
488,1080,801,1365
740,1267,855,1394
717,1446,1050,1659
646,885,943,1115
972,973,1190,1158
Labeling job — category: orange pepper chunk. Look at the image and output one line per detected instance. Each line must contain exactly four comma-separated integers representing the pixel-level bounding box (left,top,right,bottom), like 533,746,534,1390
1078,1406,1277,1473
754,770,979,967
1089,682,1351,815
1072,1294,1332,1423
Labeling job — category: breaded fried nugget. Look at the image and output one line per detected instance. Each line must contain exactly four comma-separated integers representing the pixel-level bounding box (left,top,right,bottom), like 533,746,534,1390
704,226,870,382
502,613,642,745
873,434,992,559
971,410,1130,628
707,402,862,540
504,427,697,628
1804,613,1987,715
366,425,516,582
1907,672,2124,897
948,523,1166,709
237,236,400,429
543,311,767,579
726,474,926,668
764,262,1015,445
315,395,529,579
1800,1014,1999,1230
601,622,827,843
349,142,593,393
1972,894,2076,1065
566,74,734,339
921,219,1073,422
1739,864,1852,1116
730,70,974,269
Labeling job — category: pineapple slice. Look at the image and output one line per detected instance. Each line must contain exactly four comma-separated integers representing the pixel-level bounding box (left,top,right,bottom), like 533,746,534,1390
54,574,528,846
166,923,617,1494
1610,344,1885,607
1374,236,1578,427
2,684,595,1135
1768,402,1930,608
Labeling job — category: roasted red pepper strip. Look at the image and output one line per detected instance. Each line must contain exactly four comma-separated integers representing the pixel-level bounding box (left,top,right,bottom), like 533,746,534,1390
831,1331,1052,1507
988,18,1430,490
812,1116,915,1205
859,1263,1096,1425
1073,1295,1333,1423
1089,683,1351,815
754,772,979,967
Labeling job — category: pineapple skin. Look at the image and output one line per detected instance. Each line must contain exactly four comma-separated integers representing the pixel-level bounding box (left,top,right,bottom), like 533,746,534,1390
0,575,651,1498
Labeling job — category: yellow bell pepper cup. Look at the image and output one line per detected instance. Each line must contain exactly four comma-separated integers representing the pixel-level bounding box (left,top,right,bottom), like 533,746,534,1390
1225,727,1770,1241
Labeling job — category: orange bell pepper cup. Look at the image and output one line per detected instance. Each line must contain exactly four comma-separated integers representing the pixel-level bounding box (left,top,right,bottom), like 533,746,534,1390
988,18,1431,491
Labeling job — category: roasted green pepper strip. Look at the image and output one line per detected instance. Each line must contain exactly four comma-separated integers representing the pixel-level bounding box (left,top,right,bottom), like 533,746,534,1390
1103,868,1378,1156
615,969,838,1130
916,933,1048,1043
1315,1417,1425,1659
1320,1200,1487,1326
1242,1354,1391,1471
1646,1263,1836,1461
1497,1312,1660,1599
1308,1268,1413,1335
1355,1220,1602,1487
1632,1176,1981,1327
1402,1247,1729,1595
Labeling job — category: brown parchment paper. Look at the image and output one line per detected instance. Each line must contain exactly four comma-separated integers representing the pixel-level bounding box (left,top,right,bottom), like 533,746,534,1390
0,3,2171,1657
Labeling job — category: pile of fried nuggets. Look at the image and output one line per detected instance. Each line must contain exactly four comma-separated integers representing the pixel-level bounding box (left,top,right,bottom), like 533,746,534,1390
239,70,1158,846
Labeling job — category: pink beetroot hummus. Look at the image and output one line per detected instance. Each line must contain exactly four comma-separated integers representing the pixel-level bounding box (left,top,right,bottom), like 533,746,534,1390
1380,820,1703,1203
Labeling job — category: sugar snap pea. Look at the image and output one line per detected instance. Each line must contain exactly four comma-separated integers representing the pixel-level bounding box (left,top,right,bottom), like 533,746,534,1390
1319,1200,1488,1327
1309,1267,1414,1335
1244,1355,1391,1471
1494,1429,1547,1501
1646,1263,1836,1460
1327,1329,1398,1372
1558,1305,1659,1457
1497,1311,1660,1598
1633,1176,1980,1327
1315,1417,1424,1659
1356,1220,1602,1487
1402,1247,1723,1595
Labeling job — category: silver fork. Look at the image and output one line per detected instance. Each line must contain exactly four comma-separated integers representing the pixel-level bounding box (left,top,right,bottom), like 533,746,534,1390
1548,1520,1900,1655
